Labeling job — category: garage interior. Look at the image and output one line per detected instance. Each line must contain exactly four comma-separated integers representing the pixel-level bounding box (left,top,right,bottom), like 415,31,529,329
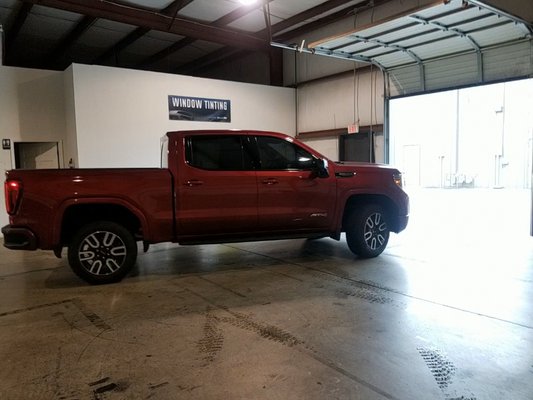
1,0,532,399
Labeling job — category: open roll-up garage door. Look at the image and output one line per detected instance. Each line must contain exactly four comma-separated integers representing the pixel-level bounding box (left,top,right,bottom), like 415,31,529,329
299,0,532,98
272,0,533,236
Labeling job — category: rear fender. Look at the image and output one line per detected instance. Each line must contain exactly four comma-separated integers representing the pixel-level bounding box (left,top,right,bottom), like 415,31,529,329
52,197,150,246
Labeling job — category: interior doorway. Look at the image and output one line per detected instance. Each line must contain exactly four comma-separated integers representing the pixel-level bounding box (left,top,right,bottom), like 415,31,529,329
14,142,61,169
339,130,381,162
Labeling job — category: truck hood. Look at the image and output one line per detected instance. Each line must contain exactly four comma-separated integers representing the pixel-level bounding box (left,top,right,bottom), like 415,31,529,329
333,161,399,173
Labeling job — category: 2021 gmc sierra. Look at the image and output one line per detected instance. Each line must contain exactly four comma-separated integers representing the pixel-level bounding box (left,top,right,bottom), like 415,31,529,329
3,130,409,284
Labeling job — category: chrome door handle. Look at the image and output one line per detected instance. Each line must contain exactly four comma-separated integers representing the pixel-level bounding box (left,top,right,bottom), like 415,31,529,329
262,178,278,185
185,180,204,187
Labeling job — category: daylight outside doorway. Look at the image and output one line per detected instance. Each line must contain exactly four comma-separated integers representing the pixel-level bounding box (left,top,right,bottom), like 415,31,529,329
389,79,533,253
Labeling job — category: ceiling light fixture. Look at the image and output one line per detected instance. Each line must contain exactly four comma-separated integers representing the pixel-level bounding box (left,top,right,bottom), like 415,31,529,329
239,0,257,5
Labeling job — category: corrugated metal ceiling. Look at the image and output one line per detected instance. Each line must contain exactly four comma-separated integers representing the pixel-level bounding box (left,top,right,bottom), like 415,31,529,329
0,0,531,88
0,0,367,83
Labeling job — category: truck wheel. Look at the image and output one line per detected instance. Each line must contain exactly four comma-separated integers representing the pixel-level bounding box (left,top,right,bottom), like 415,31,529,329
346,205,390,258
68,221,137,284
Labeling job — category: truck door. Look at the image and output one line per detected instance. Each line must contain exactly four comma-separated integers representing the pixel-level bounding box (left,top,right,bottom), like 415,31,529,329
255,135,336,233
177,135,257,237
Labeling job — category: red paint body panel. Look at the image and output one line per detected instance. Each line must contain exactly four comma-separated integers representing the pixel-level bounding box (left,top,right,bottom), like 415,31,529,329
3,130,409,252
5,168,174,249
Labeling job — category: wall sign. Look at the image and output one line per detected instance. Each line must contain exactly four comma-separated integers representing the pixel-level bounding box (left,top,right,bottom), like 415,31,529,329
2,139,10,150
168,95,231,123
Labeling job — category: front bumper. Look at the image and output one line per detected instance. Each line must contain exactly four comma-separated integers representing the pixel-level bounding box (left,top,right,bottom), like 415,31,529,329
395,215,409,233
2,225,38,250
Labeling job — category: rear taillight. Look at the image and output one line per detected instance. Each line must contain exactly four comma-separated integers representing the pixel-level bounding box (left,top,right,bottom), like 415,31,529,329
4,180,22,215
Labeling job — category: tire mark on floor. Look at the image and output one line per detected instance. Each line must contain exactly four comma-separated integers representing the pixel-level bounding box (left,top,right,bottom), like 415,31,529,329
71,298,111,331
187,287,301,347
183,286,401,400
0,299,74,318
89,377,129,399
224,245,533,329
197,306,225,363
218,312,301,347
418,347,457,390
417,347,478,400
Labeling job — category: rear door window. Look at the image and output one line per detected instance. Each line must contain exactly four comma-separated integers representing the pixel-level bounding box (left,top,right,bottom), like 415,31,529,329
186,135,254,170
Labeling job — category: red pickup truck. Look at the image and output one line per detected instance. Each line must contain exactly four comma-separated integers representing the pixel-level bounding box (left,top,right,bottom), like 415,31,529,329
3,130,409,284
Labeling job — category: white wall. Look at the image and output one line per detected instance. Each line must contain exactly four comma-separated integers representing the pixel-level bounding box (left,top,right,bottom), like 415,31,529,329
0,63,296,230
0,65,67,228
296,68,385,162
63,66,78,168
297,69,384,133
0,66,66,146
71,64,296,168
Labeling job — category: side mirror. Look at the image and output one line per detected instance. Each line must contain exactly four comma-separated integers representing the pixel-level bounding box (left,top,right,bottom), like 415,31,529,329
315,158,329,178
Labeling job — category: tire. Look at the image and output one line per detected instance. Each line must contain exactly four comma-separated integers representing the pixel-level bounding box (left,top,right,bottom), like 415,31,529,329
346,204,390,258
68,221,138,284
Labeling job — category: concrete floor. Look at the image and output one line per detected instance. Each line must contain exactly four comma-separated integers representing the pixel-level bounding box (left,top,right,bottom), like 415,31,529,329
1,188,532,400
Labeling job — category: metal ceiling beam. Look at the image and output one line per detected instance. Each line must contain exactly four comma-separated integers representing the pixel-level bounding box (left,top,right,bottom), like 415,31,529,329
96,26,151,64
170,0,195,12
139,0,272,69
174,0,380,76
275,0,398,42
19,0,269,51
46,16,96,68
176,47,244,75
271,41,384,70
466,0,533,35
5,2,32,57
268,0,361,37
95,0,185,64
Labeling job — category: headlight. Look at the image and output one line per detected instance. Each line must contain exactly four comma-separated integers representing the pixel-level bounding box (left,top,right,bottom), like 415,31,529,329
393,173,403,187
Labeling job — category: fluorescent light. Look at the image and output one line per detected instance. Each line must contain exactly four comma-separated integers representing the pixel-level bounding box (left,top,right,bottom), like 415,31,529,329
239,0,257,5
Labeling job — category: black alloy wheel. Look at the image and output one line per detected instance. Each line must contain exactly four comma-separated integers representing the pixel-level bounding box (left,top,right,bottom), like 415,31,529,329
346,205,390,258
68,221,137,284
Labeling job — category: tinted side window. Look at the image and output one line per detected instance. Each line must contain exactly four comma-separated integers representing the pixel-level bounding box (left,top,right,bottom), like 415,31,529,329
186,136,253,170
256,136,315,170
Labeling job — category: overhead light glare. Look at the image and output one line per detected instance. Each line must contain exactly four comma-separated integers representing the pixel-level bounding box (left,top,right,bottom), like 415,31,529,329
239,0,257,5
